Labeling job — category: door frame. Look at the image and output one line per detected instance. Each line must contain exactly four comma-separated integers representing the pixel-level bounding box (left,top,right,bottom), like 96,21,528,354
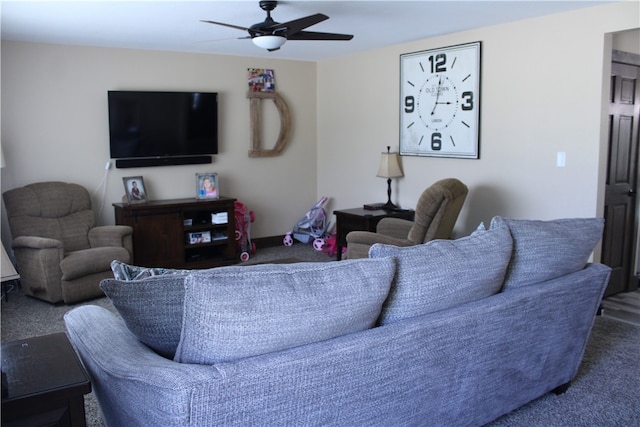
603,49,640,294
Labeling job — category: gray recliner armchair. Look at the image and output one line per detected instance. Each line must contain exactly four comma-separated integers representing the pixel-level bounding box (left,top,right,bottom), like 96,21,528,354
345,178,469,259
3,181,133,303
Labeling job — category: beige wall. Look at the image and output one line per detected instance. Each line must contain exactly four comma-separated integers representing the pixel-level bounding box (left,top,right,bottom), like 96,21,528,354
2,2,638,253
1,43,317,242
318,1,639,238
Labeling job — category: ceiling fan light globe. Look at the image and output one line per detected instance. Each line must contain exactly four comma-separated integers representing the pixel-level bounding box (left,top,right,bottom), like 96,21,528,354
252,35,286,50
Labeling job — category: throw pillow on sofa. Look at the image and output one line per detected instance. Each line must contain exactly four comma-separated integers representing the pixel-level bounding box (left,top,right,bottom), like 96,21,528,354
494,216,605,290
174,258,396,364
101,270,191,358
369,223,513,325
110,260,190,280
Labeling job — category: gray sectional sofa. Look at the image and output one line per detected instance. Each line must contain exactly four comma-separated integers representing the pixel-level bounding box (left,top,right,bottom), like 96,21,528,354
64,216,610,426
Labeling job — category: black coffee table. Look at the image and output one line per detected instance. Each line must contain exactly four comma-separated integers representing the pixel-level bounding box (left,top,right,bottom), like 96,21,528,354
1,332,91,427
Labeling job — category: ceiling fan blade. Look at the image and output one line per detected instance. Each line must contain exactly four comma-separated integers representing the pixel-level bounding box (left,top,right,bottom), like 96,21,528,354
287,31,354,41
200,20,250,32
265,13,329,35
192,36,250,45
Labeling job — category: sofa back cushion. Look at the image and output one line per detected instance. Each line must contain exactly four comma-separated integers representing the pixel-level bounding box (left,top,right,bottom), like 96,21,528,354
100,262,193,358
369,224,512,325
495,216,605,290
174,258,395,364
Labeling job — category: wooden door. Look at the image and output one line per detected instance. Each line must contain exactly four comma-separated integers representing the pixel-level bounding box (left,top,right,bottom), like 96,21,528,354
602,51,640,297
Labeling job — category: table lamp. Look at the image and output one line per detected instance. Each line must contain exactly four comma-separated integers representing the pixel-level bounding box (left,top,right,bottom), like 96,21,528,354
376,146,404,210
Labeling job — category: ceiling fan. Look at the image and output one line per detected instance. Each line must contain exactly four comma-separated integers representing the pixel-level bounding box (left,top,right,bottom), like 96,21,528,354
201,0,353,52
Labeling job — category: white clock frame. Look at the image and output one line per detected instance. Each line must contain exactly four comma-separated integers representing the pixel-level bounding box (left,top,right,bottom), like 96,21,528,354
400,41,481,159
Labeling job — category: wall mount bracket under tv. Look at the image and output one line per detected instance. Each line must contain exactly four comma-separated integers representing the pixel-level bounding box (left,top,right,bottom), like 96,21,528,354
108,91,218,168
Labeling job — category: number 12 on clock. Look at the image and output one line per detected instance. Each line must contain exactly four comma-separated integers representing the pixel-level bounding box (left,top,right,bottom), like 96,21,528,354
400,41,481,159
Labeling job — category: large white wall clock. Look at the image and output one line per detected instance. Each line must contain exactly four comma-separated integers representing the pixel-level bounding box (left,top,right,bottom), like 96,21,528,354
400,41,481,159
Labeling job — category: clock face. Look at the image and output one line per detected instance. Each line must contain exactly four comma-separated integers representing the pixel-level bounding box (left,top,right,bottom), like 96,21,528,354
400,42,481,158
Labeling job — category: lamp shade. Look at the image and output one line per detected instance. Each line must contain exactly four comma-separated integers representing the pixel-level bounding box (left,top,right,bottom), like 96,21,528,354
252,35,287,50
376,149,403,179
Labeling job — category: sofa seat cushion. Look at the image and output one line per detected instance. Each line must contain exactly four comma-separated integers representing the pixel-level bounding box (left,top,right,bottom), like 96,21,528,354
100,274,189,358
60,247,129,281
495,216,605,290
370,223,512,325
174,258,396,364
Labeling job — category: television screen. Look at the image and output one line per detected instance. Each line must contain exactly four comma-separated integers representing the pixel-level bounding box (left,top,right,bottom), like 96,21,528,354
108,91,218,160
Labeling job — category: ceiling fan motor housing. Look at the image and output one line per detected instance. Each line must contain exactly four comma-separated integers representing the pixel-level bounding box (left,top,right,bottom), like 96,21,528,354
259,1,278,13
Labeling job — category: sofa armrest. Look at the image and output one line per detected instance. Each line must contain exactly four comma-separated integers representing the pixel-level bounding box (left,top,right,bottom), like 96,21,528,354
376,217,414,238
346,230,413,247
344,231,414,259
11,237,64,301
12,235,63,250
89,225,133,257
64,306,222,427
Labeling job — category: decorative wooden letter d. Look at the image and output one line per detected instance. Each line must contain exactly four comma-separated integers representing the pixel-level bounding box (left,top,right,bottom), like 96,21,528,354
247,92,291,157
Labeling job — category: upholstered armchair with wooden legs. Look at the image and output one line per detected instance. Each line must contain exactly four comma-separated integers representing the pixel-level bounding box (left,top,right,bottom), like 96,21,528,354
345,178,469,259
3,182,133,304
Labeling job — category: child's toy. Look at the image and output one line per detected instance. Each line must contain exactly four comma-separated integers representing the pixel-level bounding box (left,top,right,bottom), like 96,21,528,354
234,201,256,262
321,231,339,257
283,196,331,251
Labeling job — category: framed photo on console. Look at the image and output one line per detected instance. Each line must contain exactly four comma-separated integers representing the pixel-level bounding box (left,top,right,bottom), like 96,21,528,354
123,176,147,204
196,173,219,199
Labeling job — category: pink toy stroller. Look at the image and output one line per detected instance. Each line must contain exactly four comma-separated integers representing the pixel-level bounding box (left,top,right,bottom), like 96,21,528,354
283,196,331,251
235,201,256,262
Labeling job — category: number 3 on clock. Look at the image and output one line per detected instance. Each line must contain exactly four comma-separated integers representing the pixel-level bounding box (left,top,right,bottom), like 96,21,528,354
400,41,481,159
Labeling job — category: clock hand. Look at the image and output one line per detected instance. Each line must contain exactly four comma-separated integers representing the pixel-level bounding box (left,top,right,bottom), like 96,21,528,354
431,76,443,115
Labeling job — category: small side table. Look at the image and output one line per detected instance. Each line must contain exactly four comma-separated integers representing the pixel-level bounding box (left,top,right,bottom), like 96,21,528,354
1,333,92,427
333,208,415,260
1,245,20,301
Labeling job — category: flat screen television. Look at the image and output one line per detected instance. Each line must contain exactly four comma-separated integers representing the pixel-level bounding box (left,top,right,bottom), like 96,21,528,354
108,91,218,168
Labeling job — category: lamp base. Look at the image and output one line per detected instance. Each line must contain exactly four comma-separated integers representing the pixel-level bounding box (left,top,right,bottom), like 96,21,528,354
363,201,402,211
380,177,401,211
381,200,399,211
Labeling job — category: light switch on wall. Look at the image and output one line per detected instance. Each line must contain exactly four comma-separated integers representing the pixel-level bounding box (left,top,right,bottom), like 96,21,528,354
557,152,566,167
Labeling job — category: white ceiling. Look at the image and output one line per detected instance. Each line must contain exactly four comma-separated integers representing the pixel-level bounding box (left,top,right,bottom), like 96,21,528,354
1,1,614,62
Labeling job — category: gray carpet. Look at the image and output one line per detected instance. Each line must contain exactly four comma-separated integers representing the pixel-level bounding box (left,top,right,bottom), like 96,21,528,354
601,288,640,327
2,245,639,426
